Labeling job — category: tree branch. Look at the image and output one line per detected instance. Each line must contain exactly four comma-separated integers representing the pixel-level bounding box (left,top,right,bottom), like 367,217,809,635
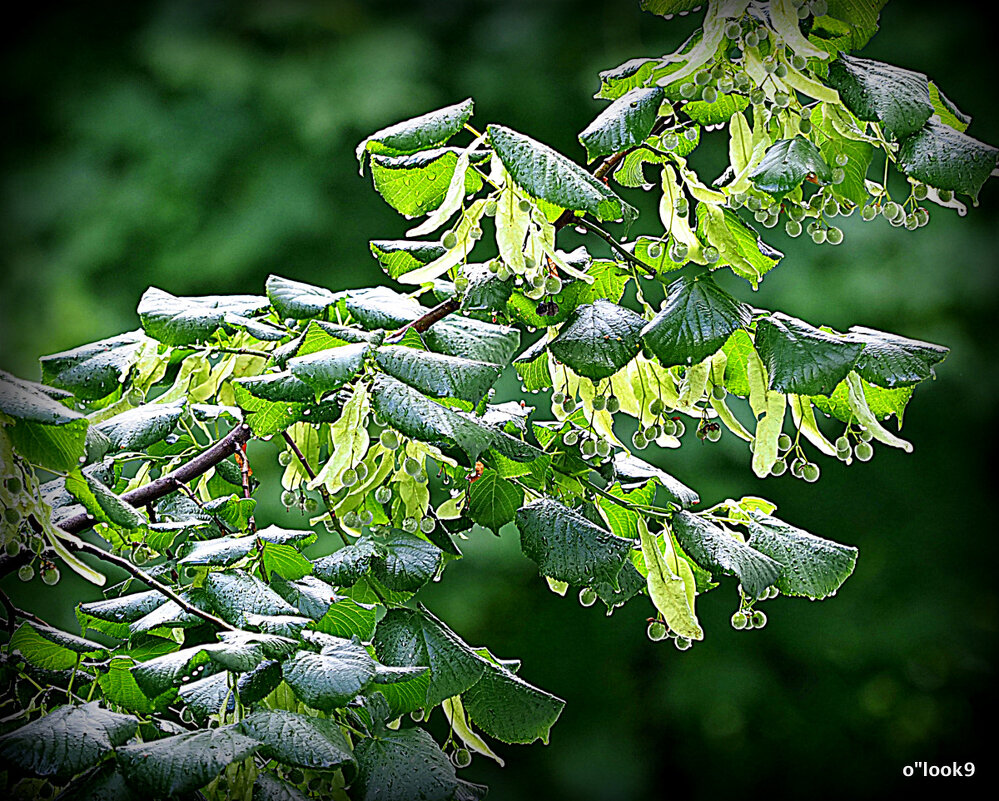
57,423,253,536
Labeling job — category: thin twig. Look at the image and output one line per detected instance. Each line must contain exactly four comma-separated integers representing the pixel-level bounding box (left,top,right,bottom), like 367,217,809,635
570,216,656,276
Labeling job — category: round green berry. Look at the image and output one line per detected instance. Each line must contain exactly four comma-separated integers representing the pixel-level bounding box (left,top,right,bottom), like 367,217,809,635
632,431,649,450
751,610,767,628
826,226,844,245
644,424,661,440
280,490,297,508
375,486,392,504
703,246,720,264
3,507,20,525
673,419,686,437
380,430,400,450
579,587,597,607
580,440,597,459
5,476,23,495
798,118,812,134
591,395,606,411
774,62,788,79
341,468,359,487
770,459,788,477
835,436,850,452
701,86,718,104
552,391,566,405
649,398,665,417
711,385,727,400
441,232,457,249
453,748,472,769
404,457,422,477
679,82,697,99
41,567,60,586
518,199,532,212
861,204,878,221
402,517,419,533
544,276,563,295
785,219,802,237
674,636,692,651
810,228,827,244
596,440,612,458
647,620,668,641
855,441,874,462
731,611,749,630
605,396,621,414
420,516,436,534
694,70,712,86
561,396,577,413
278,450,293,467
777,433,793,451
563,430,580,446
705,426,722,442
802,463,820,483
17,564,34,582
4,540,19,557
360,510,375,527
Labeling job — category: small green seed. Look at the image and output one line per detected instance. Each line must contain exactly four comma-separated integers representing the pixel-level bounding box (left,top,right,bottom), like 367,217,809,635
579,587,597,607
647,620,668,641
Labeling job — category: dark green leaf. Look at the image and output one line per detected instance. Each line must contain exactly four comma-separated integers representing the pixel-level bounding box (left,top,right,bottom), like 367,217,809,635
352,727,457,801
116,727,260,797
375,346,501,404
682,92,749,126
204,570,299,626
672,510,780,599
238,709,354,770
596,57,660,101
130,646,222,698
641,275,751,367
40,332,145,401
370,240,448,281
288,343,370,394
55,761,144,801
93,402,183,451
373,606,484,709
372,529,443,593
516,497,633,589
236,660,283,705
463,658,564,745
261,542,313,581
253,772,310,801
64,469,145,529
312,539,380,587
488,124,637,225
8,417,89,472
266,275,341,320
749,137,832,195
0,371,79,425
10,622,106,671
282,640,376,711
345,287,423,330
610,452,699,508
178,672,235,719
755,313,865,396
0,702,138,781
579,87,664,163
745,513,858,599
357,98,474,163
847,326,948,387
467,470,523,533
423,316,521,366
137,288,270,346
826,53,932,139
548,300,645,381
235,372,316,404
897,118,999,198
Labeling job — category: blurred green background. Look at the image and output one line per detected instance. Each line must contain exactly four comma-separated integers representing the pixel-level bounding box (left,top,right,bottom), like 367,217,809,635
2,1,996,797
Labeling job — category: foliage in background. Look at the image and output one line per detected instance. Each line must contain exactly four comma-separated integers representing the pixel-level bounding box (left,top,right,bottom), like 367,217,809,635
1,1,999,800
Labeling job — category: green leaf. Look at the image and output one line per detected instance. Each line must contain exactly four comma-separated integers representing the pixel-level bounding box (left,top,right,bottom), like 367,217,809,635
56,761,144,801
345,287,424,330
8,417,89,472
98,657,171,714
0,370,79,424
579,87,664,163
40,331,145,401
722,328,755,396
374,346,501,404
282,640,376,712
10,621,106,670
128,590,216,637
352,727,457,801
818,132,873,206
826,54,932,139
179,526,314,568
488,124,637,225
610,452,699,509
137,288,270,346
288,343,370,394
682,92,749,126
236,660,283,705
467,470,523,533
357,98,474,164
261,542,313,581
929,81,971,132
265,275,340,320
596,57,660,100
672,510,780,599
116,727,260,797
639,523,703,641
463,657,564,746
253,772,311,801
641,275,751,367
745,513,858,600
371,148,485,217
516,497,633,589
695,205,784,286
847,326,949,388
373,606,484,709
178,672,235,719
754,313,865,396
548,300,645,381
312,539,380,587
78,590,167,639
0,702,138,781
814,0,888,51
130,646,222,698
370,240,447,281
423,316,521,366
812,373,912,425
93,401,183,451
204,570,299,627
65,469,144,529
372,529,443,593
897,118,998,199
235,371,316,404
238,710,354,770
749,137,832,195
